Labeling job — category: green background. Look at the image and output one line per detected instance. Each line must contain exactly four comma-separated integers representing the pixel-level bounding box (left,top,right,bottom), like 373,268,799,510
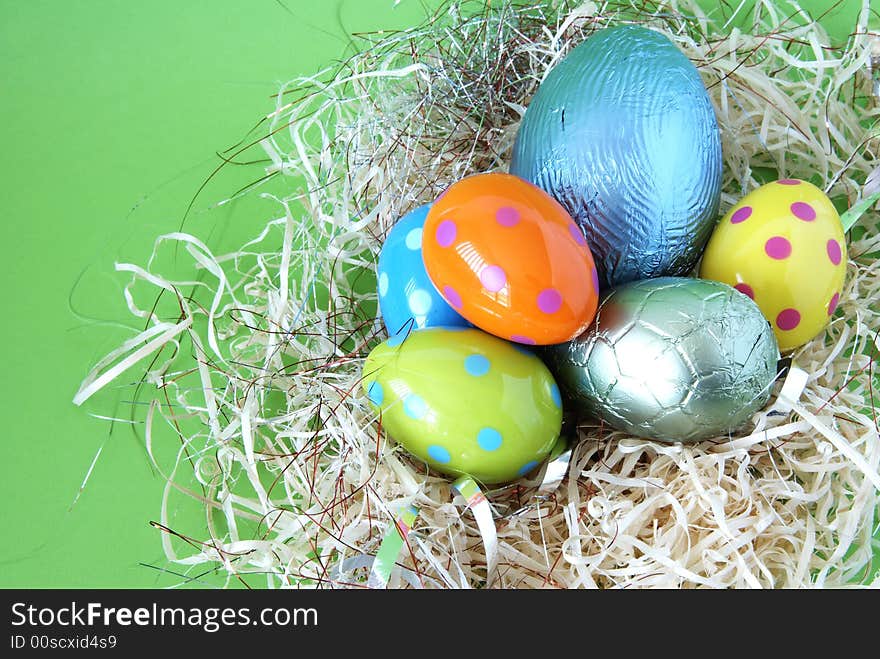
0,0,873,587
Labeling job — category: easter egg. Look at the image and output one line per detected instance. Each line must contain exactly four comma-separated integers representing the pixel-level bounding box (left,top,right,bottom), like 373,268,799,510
510,25,722,287
422,172,599,346
377,204,469,336
544,278,780,443
362,327,562,484
699,179,846,352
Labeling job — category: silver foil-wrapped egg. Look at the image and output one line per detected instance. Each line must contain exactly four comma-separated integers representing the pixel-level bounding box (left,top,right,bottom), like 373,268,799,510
544,278,780,443
510,25,722,287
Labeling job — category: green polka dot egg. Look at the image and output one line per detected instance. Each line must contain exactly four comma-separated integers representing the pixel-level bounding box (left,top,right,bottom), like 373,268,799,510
362,327,562,484
700,179,846,352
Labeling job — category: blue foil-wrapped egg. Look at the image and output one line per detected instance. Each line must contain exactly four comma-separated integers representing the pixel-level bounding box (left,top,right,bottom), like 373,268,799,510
378,204,469,335
510,25,722,288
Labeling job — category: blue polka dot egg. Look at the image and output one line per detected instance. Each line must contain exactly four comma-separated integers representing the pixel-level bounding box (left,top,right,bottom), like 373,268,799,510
362,327,562,484
377,204,469,336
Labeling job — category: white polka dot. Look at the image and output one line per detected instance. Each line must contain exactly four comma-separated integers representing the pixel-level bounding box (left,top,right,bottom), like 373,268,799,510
378,272,389,297
408,289,432,316
405,228,423,250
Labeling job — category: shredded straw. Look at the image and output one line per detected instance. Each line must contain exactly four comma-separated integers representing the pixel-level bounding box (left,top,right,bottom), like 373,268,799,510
76,0,880,588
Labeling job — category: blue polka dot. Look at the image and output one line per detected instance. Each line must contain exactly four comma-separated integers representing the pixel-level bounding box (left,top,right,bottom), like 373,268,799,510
477,427,503,451
550,383,562,409
427,445,451,464
367,381,383,406
464,354,490,376
517,461,539,477
387,331,407,347
403,394,428,419
512,343,534,356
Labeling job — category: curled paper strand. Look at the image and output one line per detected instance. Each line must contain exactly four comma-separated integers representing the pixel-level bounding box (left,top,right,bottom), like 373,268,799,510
745,363,810,444
332,554,432,589
452,476,498,587
537,445,573,497
870,38,880,101
367,504,420,589
839,191,880,232
722,362,846,455
767,364,810,416
72,319,193,407
791,403,880,492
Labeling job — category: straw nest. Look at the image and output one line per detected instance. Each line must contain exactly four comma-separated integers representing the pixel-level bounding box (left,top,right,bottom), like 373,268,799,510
77,0,880,588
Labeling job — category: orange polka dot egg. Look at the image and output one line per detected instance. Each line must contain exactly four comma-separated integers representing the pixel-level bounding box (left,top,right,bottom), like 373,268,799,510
422,173,600,346
699,179,846,352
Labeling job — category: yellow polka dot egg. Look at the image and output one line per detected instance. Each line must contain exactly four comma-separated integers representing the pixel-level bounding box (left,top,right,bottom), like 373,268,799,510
699,179,846,351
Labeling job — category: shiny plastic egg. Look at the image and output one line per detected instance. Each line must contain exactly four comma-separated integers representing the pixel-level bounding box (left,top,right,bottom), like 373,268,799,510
699,179,846,351
545,278,780,443
422,173,600,345
377,204,469,336
362,327,562,484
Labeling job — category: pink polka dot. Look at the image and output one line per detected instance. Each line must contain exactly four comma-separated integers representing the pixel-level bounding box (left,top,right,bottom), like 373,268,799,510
791,202,816,222
734,283,755,300
776,308,801,331
591,267,600,293
765,236,792,259
480,265,507,292
537,288,563,314
443,285,463,310
511,334,536,345
730,206,752,224
828,292,840,316
435,220,457,247
778,179,801,185
826,239,842,265
496,206,520,227
569,222,588,247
